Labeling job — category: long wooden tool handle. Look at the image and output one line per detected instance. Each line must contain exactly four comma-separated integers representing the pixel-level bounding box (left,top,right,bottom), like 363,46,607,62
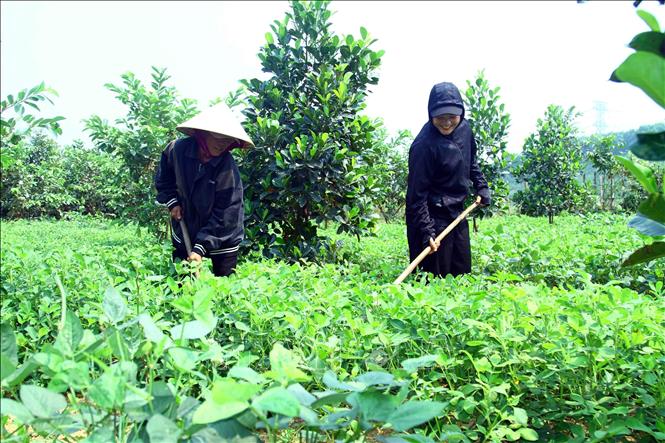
179,219,193,257
393,198,480,285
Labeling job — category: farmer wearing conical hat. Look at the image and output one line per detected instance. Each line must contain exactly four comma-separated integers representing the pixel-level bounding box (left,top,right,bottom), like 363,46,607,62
154,103,254,277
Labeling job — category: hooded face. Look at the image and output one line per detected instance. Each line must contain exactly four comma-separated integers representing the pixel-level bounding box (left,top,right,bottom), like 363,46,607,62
432,114,461,136
427,82,465,136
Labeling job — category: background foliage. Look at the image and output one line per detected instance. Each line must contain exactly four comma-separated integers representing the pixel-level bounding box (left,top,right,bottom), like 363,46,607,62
464,70,512,216
512,105,592,222
231,0,384,262
84,67,199,228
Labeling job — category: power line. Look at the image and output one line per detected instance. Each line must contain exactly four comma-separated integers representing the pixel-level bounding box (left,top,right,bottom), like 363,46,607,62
593,100,608,134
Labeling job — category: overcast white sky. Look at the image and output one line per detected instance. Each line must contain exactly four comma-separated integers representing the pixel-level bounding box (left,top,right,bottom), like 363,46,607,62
1,1,664,153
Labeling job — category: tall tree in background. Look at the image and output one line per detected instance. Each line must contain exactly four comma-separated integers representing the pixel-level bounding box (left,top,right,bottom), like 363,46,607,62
0,83,64,169
369,126,411,222
463,71,512,215
585,134,624,211
513,105,588,223
233,0,384,262
84,67,198,227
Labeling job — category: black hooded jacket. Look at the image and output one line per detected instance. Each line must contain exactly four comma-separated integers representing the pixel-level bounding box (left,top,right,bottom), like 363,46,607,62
405,82,490,246
154,137,244,258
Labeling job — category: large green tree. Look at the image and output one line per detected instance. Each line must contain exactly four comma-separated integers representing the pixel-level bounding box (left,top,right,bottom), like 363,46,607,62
463,70,512,215
84,67,198,227
513,105,589,223
0,83,64,169
368,125,411,222
584,134,624,211
233,0,384,262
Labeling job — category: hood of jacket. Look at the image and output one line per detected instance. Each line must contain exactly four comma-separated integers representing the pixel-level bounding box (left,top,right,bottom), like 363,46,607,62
427,82,465,121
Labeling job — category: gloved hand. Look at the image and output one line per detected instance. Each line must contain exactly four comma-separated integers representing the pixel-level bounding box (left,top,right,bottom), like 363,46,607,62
477,188,491,207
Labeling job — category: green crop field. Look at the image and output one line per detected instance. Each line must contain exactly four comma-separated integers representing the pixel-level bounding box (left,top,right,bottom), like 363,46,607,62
1,214,663,442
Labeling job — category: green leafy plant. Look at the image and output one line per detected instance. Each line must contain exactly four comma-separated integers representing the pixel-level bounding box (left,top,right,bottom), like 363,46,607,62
367,126,411,222
2,214,663,442
233,0,384,262
513,105,590,222
464,70,513,216
0,83,64,169
84,67,198,229
584,134,624,211
0,135,127,219
609,9,665,266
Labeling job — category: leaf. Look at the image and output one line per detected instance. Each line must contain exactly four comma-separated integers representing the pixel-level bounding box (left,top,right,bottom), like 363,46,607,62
519,428,540,441
266,343,309,383
82,426,114,443
615,155,658,193
103,286,127,324
630,131,665,161
638,193,665,224
629,31,665,56
287,383,316,406
321,370,364,391
252,387,300,417
0,398,35,424
211,378,260,404
192,419,259,442
192,398,249,424
622,241,665,267
512,407,528,426
0,323,18,365
355,371,395,387
146,414,182,443
265,32,274,45
138,313,172,348
0,355,17,381
88,369,125,409
349,390,399,421
401,355,438,373
228,365,266,384
637,10,661,32
310,391,349,409
2,359,38,388
176,396,200,419
170,319,216,340
54,311,83,356
611,52,665,108
387,401,447,432
19,385,67,418
168,347,199,372
628,213,665,236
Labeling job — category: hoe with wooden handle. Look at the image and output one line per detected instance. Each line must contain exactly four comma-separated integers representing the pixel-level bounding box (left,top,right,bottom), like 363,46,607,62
179,218,193,257
393,196,481,285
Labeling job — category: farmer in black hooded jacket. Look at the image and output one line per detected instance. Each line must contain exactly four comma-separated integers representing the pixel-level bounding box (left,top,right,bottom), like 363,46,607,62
155,103,254,277
405,82,491,278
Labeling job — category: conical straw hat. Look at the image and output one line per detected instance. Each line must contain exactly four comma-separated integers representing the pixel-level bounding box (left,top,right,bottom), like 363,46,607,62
177,103,254,148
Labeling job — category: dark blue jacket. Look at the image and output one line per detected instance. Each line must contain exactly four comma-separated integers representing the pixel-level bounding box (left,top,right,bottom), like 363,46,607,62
154,137,244,257
405,82,490,246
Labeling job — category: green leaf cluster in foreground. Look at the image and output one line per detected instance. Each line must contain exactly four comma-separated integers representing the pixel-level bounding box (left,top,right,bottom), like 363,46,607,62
0,215,663,441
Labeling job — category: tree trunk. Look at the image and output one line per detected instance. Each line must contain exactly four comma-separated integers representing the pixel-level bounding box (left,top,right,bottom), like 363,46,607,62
599,175,604,211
